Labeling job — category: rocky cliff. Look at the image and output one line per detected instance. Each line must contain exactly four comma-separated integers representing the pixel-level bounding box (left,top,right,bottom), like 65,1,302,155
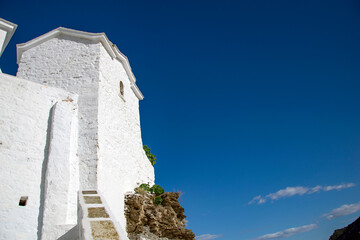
125,192,195,240
329,217,360,240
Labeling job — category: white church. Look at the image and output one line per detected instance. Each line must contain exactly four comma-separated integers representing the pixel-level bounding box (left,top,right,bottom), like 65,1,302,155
0,18,155,239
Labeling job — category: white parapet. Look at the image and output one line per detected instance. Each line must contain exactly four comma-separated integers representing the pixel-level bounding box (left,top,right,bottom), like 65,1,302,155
0,18,17,58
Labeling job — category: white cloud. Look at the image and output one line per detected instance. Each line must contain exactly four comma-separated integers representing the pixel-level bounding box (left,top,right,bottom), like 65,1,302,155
195,234,223,240
308,185,322,194
253,224,318,240
323,201,360,220
258,198,267,204
267,186,308,200
323,183,355,192
249,183,355,204
249,195,262,205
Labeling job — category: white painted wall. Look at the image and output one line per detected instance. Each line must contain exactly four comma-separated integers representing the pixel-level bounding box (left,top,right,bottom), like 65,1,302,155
0,73,78,240
17,36,101,189
15,32,155,237
97,45,155,233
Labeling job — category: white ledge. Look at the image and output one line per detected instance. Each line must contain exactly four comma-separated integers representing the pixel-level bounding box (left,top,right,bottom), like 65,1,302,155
0,18,17,57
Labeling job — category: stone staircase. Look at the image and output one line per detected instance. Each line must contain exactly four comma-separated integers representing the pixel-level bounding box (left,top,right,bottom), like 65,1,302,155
79,190,121,240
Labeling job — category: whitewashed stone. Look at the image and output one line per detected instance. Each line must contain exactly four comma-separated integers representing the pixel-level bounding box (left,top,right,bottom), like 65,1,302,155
13,27,155,238
98,43,155,232
17,36,101,190
0,73,78,240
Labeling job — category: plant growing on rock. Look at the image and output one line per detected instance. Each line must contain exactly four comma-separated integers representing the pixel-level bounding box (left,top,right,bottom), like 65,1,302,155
125,192,195,239
143,145,156,165
134,183,151,195
134,187,147,195
150,185,164,196
139,183,151,191
154,196,163,205
134,183,165,205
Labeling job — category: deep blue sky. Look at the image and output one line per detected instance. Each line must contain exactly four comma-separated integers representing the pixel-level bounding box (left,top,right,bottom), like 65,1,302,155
1,1,360,239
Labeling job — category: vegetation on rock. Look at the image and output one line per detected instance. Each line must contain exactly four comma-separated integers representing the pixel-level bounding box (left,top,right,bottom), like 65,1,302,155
150,185,165,196
143,145,156,165
134,183,165,205
154,196,163,205
136,183,151,193
125,192,195,240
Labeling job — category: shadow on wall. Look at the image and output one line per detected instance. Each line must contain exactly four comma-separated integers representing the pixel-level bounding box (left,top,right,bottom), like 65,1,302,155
37,106,54,239
58,225,79,240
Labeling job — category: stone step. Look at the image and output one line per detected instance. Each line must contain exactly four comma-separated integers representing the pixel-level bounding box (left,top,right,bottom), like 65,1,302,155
90,220,119,240
79,190,121,240
82,190,98,195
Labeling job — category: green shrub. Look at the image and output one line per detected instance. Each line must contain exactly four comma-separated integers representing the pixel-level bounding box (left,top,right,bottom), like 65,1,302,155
143,145,156,166
134,184,150,195
150,185,164,196
134,183,165,205
139,183,151,191
154,196,163,205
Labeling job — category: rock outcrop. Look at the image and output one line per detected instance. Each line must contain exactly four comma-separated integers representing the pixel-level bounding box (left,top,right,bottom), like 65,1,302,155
125,192,195,240
329,217,360,240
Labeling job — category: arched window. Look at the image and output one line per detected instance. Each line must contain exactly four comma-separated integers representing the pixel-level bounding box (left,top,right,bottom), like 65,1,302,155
120,81,124,97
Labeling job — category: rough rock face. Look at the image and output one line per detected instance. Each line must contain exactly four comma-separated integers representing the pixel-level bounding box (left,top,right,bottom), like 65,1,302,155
125,192,195,240
329,217,360,240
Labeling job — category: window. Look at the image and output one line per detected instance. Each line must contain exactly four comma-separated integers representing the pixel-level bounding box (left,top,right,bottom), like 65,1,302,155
19,196,28,206
119,81,125,102
120,81,124,97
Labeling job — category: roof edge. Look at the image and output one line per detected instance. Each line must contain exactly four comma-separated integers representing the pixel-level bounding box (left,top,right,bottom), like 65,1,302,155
131,83,144,100
16,27,144,100
0,18,18,57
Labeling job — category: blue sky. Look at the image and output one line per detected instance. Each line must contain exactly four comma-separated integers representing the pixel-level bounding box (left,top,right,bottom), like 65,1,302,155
1,0,360,239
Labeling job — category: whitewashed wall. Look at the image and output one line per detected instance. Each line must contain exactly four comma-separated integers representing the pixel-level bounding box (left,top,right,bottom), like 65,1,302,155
0,73,78,240
17,36,101,189
16,33,155,237
97,45,155,233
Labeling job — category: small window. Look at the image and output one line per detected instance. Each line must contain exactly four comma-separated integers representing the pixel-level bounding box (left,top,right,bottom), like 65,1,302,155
120,81,124,97
19,196,28,206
